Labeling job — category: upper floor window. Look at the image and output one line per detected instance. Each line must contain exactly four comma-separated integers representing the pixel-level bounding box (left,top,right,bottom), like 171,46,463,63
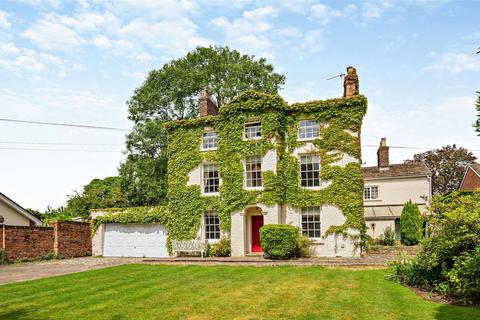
301,206,321,239
244,121,262,139
204,211,220,240
203,164,219,194
364,186,379,200
245,155,262,188
300,155,320,187
298,120,320,140
202,131,218,150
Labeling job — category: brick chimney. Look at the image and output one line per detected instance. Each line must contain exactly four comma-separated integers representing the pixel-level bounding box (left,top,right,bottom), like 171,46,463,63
199,88,218,117
377,138,389,169
343,66,359,98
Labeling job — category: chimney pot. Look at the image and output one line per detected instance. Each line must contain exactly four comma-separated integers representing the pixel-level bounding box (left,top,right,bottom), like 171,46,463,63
343,66,359,98
199,87,218,117
377,137,389,169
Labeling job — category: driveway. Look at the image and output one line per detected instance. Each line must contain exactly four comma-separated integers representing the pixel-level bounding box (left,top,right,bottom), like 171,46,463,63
0,257,142,285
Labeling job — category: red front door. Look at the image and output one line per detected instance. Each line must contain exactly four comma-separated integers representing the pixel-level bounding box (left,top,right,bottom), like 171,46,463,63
251,215,264,253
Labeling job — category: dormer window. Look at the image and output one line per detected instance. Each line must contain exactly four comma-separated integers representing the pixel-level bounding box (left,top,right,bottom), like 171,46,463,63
244,121,261,139
299,120,319,140
202,131,218,150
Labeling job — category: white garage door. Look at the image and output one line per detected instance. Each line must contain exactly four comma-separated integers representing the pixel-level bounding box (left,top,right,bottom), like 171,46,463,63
104,223,168,258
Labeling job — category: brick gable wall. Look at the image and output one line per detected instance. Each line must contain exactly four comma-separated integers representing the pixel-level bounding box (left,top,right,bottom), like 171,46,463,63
460,168,480,191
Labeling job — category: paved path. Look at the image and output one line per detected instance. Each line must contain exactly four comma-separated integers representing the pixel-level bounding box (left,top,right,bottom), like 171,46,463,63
0,257,141,285
0,253,399,285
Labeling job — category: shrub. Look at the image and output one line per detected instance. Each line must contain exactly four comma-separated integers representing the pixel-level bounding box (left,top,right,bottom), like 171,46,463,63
400,201,422,246
446,245,480,303
260,224,298,259
379,227,396,246
387,191,480,304
209,238,231,257
294,234,311,258
0,250,8,265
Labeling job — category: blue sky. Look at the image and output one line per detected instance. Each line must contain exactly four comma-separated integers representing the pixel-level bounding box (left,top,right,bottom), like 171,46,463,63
0,0,479,210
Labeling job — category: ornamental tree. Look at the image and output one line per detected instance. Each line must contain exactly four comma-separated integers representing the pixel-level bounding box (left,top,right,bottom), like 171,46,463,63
405,145,476,195
474,92,480,136
120,46,285,206
400,200,423,246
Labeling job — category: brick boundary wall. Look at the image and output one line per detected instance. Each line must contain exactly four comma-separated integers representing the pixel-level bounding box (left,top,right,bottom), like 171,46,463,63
1,221,91,261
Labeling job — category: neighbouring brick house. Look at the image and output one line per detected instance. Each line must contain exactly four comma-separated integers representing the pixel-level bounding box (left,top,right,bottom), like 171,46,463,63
363,138,431,239
459,163,480,191
92,66,368,258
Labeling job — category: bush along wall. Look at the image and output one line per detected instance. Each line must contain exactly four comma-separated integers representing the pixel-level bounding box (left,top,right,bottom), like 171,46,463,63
92,90,368,249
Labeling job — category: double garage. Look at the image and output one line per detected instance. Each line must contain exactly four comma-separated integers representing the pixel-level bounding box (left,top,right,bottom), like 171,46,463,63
101,223,169,258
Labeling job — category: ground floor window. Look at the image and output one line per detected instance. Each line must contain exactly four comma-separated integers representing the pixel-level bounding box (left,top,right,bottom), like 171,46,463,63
301,206,321,238
204,211,220,240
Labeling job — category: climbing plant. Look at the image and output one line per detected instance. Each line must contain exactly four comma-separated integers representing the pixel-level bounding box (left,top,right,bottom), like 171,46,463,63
92,90,368,243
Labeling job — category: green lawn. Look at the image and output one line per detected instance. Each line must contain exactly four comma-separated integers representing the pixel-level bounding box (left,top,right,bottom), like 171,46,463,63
0,265,479,320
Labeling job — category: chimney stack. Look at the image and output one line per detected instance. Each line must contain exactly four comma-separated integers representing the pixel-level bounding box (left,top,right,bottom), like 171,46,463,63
343,66,359,98
377,138,389,169
199,88,218,117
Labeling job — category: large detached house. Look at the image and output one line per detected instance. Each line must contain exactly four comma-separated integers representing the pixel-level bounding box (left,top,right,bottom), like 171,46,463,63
92,67,368,258
363,139,431,239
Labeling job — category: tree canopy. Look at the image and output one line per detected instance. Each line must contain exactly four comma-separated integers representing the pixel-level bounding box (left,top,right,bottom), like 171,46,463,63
405,145,476,195
119,46,286,206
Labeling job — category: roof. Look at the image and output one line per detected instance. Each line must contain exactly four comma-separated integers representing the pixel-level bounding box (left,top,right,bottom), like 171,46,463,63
363,163,430,179
364,204,428,220
468,163,480,176
0,192,42,225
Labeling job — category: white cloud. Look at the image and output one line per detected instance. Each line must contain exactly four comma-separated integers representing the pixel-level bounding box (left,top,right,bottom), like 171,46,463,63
0,41,65,74
362,0,394,19
310,3,343,25
209,6,279,58
21,17,86,51
423,52,480,73
92,35,112,49
0,11,12,29
300,29,324,52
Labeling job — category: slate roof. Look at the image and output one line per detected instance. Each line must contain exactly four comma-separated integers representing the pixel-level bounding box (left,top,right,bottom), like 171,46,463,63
363,162,430,179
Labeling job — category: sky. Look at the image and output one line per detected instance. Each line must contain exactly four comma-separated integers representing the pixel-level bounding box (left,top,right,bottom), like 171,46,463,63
0,0,479,211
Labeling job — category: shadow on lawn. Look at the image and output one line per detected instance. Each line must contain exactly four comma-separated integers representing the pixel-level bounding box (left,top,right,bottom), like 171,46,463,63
434,303,480,320
0,308,36,320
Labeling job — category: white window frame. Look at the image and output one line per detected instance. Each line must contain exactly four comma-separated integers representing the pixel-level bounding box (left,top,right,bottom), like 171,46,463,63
298,120,320,140
201,130,218,151
244,155,263,189
300,154,321,188
202,163,220,195
204,211,220,241
364,185,379,200
301,207,322,239
244,121,262,140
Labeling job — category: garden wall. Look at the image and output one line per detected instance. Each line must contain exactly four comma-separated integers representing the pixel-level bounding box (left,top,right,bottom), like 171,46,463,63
0,221,91,261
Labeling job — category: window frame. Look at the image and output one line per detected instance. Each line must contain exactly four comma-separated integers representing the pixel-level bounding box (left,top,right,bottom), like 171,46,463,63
244,120,262,140
299,154,321,188
298,119,320,140
204,211,220,241
244,155,263,189
201,130,218,151
364,185,379,200
301,206,322,239
202,163,220,195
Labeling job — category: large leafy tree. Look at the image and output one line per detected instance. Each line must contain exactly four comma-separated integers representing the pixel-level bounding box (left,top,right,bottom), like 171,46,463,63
120,46,286,206
65,176,129,218
405,145,477,195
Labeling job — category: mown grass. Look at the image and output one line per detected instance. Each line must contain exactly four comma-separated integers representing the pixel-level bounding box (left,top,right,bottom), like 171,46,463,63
0,264,478,319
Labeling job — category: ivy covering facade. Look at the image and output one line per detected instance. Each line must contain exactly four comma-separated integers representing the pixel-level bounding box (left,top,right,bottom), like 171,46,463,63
92,90,368,251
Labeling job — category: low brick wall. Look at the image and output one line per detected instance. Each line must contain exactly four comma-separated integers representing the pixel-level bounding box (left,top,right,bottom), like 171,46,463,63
1,226,54,260
53,221,92,257
1,221,92,261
